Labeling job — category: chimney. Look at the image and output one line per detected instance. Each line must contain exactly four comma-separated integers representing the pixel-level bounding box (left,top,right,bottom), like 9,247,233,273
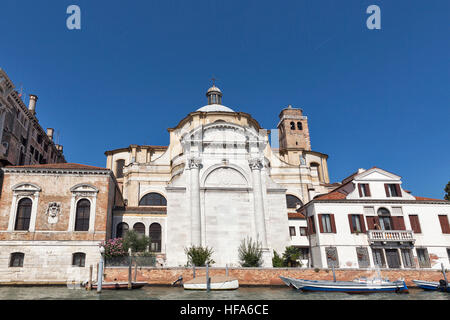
46,128,54,141
55,144,63,153
29,94,38,115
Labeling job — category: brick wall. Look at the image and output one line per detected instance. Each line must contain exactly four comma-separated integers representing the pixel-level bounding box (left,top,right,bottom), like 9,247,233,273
104,267,449,287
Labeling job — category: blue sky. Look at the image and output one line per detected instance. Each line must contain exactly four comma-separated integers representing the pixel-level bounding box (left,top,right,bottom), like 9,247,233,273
1,0,449,198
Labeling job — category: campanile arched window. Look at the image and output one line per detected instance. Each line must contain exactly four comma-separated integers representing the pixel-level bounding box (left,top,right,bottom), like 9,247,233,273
297,122,303,130
15,198,32,231
75,199,91,231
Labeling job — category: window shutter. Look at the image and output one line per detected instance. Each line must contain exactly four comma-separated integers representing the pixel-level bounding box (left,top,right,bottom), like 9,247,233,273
438,215,450,234
358,184,363,197
330,214,337,233
307,216,316,235
366,185,371,197
318,214,324,233
392,216,406,230
359,214,367,232
395,184,402,197
409,215,421,233
384,184,390,197
348,214,354,233
366,216,376,230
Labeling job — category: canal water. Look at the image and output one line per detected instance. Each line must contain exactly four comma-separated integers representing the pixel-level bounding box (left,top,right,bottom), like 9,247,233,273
0,286,448,300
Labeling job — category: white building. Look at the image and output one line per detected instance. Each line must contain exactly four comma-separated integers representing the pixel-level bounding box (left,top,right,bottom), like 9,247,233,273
300,167,450,270
105,85,334,267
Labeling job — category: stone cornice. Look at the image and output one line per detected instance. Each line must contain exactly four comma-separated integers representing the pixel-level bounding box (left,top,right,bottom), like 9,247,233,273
303,199,450,207
2,167,112,176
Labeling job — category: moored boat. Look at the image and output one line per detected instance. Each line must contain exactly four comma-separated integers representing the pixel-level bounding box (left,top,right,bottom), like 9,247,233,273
279,276,408,293
88,282,147,290
183,275,239,290
413,279,450,292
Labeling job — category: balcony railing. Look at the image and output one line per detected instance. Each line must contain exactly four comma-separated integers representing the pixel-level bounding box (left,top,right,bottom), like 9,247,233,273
367,230,415,243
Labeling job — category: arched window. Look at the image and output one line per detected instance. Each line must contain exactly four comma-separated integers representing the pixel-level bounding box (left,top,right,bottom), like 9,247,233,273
72,252,86,267
133,222,145,235
290,122,295,130
15,198,32,231
377,208,392,230
75,199,90,231
139,193,167,206
9,252,24,267
286,195,303,209
149,223,162,252
115,159,125,179
297,122,303,130
116,222,129,238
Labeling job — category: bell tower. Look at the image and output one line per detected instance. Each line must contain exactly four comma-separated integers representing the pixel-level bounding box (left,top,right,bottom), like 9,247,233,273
277,105,312,163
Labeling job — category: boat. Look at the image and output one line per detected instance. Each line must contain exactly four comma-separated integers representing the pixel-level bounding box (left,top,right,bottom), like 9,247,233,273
279,276,408,293
279,276,296,288
183,275,239,290
413,280,450,292
413,263,449,292
87,281,147,290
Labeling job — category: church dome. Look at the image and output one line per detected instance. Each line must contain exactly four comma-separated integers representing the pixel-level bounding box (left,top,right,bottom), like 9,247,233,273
197,104,234,112
196,82,234,112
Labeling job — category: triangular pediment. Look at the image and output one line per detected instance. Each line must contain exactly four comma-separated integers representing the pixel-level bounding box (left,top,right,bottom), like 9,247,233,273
354,167,401,182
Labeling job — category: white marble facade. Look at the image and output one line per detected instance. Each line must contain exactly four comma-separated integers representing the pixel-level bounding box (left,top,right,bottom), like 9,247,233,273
165,121,290,266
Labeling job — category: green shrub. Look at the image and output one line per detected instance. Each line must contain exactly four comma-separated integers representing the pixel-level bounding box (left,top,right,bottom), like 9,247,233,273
272,250,285,267
185,246,215,266
282,246,301,267
238,237,263,267
122,230,151,253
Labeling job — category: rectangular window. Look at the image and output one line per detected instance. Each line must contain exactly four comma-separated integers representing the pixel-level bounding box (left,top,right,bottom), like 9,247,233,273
289,226,296,237
298,247,309,260
409,215,422,233
401,249,415,268
350,215,362,233
9,253,24,268
325,247,339,268
321,214,333,233
358,184,371,197
372,249,386,268
299,227,307,236
356,247,370,268
438,215,450,234
417,248,431,268
447,248,450,263
385,184,402,197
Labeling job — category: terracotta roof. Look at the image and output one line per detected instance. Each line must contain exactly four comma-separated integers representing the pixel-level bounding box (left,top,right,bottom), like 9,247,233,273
414,196,449,202
314,190,348,200
288,212,305,219
5,163,109,171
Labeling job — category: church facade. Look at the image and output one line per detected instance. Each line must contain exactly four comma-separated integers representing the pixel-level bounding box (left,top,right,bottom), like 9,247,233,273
105,85,334,267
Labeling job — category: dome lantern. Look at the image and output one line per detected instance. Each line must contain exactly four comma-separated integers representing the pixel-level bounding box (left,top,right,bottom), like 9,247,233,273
206,78,223,105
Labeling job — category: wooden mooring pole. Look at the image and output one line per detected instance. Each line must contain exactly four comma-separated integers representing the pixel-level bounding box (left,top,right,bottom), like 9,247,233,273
87,265,93,291
134,261,138,283
206,263,211,292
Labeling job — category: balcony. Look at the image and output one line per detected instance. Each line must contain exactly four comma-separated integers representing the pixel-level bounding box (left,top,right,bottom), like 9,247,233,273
367,230,415,243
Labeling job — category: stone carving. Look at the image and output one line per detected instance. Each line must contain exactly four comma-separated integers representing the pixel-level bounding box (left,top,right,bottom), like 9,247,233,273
46,202,61,224
300,155,306,166
248,158,263,170
205,167,247,187
187,157,202,169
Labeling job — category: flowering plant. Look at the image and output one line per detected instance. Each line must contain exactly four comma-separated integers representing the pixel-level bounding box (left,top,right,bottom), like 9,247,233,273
99,238,127,258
